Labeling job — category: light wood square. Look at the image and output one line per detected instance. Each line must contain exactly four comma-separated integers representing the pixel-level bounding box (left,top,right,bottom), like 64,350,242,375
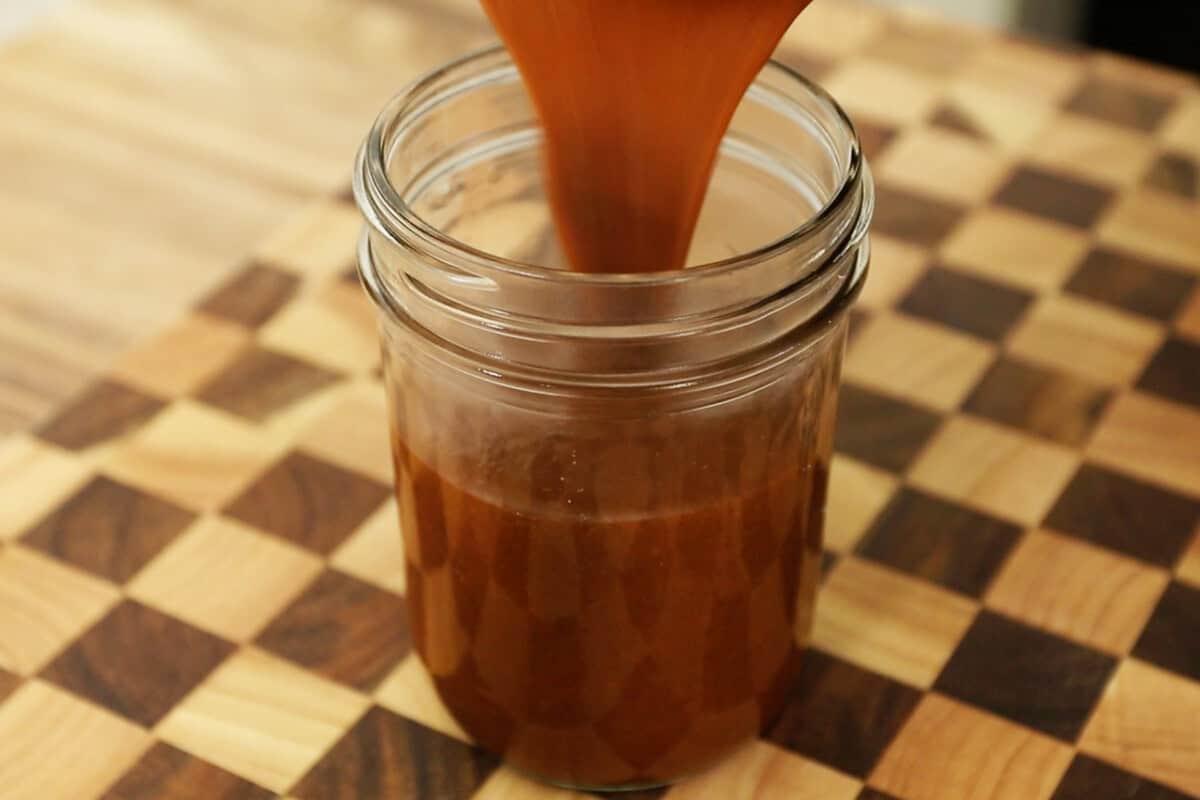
255,200,361,282
298,379,393,484
259,282,378,375
374,654,467,743
844,312,996,412
157,647,370,793
779,1,887,60
821,59,942,127
0,546,119,675
1177,527,1200,589
669,741,861,800
0,434,90,541
104,400,287,512
824,454,898,552
941,82,1056,150
1080,659,1200,797
0,680,151,800
112,313,251,397
1161,92,1200,161
128,516,323,642
331,498,405,595
1088,391,1200,500
985,530,1170,654
909,416,1079,526
1006,295,1164,387
871,693,1073,800
858,234,928,310
1099,187,1200,275
957,38,1086,106
812,557,978,688
939,207,1090,292
1024,113,1158,187
875,126,1014,205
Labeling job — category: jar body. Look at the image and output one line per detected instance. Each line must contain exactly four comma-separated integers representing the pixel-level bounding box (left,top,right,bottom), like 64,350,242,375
385,317,844,789
356,45,872,791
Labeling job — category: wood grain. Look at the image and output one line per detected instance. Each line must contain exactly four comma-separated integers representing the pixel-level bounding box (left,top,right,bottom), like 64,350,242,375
256,569,411,691
985,530,1169,654
0,0,492,433
99,742,275,800
0,545,119,675
1080,660,1200,797
155,647,370,793
811,557,978,688
21,475,194,582
870,693,1073,800
224,451,390,555
0,680,151,800
41,599,235,726
290,705,498,800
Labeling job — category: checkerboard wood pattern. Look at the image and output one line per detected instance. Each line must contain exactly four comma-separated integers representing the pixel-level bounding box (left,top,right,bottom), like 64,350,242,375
2,4,1199,799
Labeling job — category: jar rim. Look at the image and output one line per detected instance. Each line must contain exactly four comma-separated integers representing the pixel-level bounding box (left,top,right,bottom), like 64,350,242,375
355,43,865,286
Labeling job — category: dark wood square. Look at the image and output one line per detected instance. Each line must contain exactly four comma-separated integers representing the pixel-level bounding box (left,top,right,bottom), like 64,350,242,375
1144,152,1199,200
99,742,273,800
37,380,165,451
340,265,361,286
1052,753,1193,800
1064,247,1196,321
257,569,411,691
195,346,340,422
198,263,299,328
291,706,498,800
1044,464,1199,568
855,118,899,160
871,185,967,249
899,266,1033,341
21,475,195,583
858,790,903,800
0,666,19,705
1132,581,1200,682
820,550,839,581
1137,337,1200,408
928,104,988,142
963,357,1113,447
40,600,234,726
1063,78,1175,132
767,649,922,777
855,488,1021,597
934,610,1118,741
993,167,1115,230
834,384,943,473
224,451,389,555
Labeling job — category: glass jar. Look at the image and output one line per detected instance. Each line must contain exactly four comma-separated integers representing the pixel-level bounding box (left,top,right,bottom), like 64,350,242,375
354,45,872,792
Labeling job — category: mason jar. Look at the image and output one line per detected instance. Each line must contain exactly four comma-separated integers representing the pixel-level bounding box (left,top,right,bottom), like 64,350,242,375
354,44,873,792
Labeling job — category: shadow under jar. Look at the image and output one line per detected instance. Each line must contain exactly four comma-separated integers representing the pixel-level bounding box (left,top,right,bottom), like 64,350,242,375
354,45,873,793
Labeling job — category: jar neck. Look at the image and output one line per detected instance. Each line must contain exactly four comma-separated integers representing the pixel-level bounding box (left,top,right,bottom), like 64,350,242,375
355,45,873,382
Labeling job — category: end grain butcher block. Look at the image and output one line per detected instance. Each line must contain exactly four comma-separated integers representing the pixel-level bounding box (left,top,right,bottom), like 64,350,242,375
1,3,1199,799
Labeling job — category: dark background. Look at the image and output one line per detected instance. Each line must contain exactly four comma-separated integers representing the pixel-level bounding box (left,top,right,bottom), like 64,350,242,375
1083,0,1200,73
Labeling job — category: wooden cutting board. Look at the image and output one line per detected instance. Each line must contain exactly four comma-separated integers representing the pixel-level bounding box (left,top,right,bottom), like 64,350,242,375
1,3,1199,799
